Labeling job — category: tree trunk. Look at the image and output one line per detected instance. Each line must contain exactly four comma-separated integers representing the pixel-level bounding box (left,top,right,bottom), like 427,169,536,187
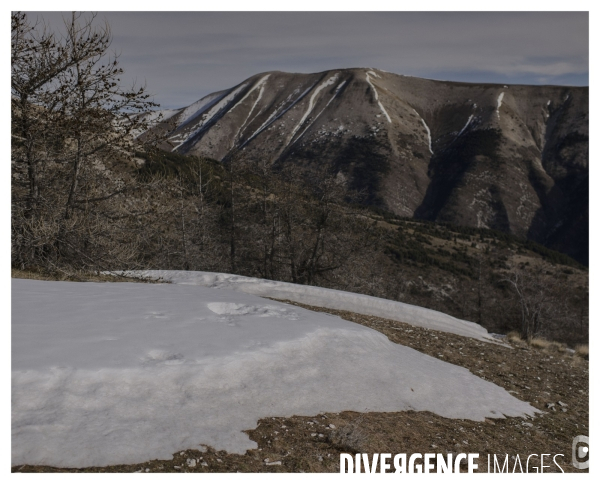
65,138,83,220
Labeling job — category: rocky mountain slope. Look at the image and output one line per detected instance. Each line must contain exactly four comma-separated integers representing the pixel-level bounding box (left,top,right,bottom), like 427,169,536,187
145,69,588,264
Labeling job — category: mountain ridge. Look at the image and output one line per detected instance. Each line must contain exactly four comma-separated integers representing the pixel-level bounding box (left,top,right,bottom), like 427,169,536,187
144,68,588,264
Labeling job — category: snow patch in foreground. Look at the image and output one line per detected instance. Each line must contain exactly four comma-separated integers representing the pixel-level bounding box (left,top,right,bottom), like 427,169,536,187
125,270,495,343
12,279,536,468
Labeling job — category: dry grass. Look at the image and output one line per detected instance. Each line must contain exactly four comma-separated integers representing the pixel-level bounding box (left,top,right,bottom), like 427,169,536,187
506,331,522,344
575,345,589,359
11,268,160,284
548,341,567,353
529,338,567,353
530,337,552,349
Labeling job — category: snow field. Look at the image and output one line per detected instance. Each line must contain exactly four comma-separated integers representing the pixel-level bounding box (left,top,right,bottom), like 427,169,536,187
12,278,536,468
125,270,496,342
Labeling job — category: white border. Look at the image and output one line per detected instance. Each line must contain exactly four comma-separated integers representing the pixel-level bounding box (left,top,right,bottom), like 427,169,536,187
4,3,593,483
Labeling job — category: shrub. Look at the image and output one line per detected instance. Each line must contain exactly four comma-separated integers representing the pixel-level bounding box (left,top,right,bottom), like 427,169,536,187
575,344,589,359
507,331,522,344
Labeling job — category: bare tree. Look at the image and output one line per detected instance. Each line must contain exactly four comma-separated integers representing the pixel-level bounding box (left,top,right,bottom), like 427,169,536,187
11,11,161,272
55,13,157,223
12,12,76,220
276,164,369,286
501,263,562,341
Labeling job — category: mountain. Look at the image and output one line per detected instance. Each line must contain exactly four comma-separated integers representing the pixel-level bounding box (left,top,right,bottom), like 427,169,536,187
145,69,589,264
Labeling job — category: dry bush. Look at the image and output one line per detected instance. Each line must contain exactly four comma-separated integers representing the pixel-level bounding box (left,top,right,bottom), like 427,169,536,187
548,341,567,353
530,338,567,353
507,331,522,344
530,337,552,349
11,268,158,284
575,344,589,359
11,12,159,275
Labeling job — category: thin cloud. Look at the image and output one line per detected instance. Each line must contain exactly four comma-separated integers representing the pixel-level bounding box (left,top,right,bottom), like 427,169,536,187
29,11,588,109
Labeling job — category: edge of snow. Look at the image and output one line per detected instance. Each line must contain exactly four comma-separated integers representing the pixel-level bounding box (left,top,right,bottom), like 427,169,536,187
120,270,501,344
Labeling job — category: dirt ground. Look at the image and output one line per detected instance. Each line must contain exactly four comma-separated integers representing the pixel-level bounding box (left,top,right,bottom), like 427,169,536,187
12,299,589,473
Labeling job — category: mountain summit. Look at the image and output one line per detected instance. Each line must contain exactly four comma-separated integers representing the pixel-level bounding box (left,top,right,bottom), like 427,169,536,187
147,69,588,264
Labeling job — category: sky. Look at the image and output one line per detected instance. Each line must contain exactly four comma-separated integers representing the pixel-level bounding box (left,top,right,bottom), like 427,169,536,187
24,11,590,110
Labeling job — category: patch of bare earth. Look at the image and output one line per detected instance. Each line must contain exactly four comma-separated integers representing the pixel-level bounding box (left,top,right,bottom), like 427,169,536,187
12,300,588,473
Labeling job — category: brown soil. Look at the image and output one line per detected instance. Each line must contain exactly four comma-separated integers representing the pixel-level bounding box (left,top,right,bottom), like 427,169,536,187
12,300,588,473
